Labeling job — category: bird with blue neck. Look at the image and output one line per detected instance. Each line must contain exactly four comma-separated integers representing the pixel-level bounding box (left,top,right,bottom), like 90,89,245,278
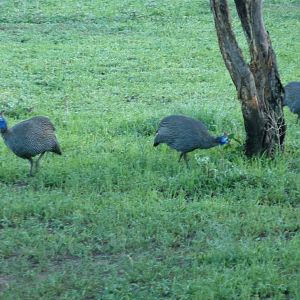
154,115,230,166
0,111,62,176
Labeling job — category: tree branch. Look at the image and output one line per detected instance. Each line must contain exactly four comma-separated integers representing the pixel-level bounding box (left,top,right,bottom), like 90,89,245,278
210,0,257,103
234,0,252,42
250,0,268,58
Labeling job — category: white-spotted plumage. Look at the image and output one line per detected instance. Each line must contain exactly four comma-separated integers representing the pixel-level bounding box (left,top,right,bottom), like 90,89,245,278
0,113,62,176
154,115,229,165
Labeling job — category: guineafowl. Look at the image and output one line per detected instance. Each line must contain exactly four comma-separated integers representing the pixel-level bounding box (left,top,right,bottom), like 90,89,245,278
0,112,62,176
153,115,229,165
283,82,300,122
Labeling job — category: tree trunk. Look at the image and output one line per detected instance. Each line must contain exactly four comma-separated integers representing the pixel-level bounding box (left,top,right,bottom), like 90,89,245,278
210,0,286,156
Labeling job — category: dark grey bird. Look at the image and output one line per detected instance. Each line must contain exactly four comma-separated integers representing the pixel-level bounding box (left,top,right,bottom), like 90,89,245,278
283,81,300,122
0,112,62,176
153,115,229,165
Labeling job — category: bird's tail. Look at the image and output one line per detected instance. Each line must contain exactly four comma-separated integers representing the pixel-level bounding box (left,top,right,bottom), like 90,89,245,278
53,143,62,155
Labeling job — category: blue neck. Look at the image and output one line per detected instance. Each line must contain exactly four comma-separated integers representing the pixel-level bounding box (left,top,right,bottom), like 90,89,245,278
216,135,228,146
0,118,8,133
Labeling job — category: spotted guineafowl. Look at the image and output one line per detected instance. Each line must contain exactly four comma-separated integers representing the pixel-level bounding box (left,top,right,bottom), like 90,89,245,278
153,115,229,165
0,112,62,176
283,82,300,122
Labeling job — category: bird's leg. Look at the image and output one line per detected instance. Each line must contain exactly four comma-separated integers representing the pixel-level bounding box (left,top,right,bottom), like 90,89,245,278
178,152,184,162
35,152,45,172
183,153,189,168
28,158,34,177
178,152,189,167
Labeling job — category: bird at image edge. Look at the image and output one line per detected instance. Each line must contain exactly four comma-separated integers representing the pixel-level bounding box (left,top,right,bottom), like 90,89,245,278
283,81,300,123
0,112,62,176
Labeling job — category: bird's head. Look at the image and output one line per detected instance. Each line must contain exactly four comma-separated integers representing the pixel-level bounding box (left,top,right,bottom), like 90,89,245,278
0,111,8,132
217,132,230,146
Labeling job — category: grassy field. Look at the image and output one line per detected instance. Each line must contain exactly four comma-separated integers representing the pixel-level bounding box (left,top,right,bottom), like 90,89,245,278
0,0,300,299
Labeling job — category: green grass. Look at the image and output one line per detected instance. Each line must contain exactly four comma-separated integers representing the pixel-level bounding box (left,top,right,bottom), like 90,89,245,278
0,0,300,299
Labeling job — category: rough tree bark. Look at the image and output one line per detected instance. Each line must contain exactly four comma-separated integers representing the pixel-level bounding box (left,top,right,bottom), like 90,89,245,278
210,0,286,156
